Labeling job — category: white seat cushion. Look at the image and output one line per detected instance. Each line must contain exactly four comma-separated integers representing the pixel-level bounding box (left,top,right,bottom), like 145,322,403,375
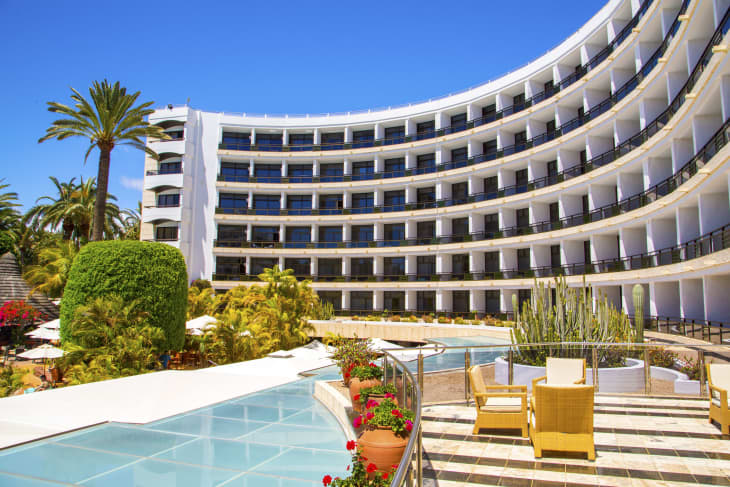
480,397,523,412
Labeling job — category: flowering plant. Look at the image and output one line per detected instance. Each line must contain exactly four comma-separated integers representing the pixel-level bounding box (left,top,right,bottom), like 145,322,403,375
329,337,377,378
357,383,397,406
351,363,383,381
322,440,397,486
352,398,415,437
0,300,41,327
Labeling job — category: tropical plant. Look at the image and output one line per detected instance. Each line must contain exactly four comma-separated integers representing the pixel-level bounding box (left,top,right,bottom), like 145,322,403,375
511,276,635,366
202,309,271,365
39,80,168,241
118,201,142,240
187,286,215,320
648,347,677,368
0,366,24,398
59,295,166,385
322,441,396,487
0,180,20,237
329,337,377,373
353,398,414,437
23,240,79,298
633,284,645,343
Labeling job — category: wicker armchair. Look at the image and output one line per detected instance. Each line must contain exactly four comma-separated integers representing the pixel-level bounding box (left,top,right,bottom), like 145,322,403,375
530,384,595,460
531,357,586,390
468,365,528,437
707,364,730,434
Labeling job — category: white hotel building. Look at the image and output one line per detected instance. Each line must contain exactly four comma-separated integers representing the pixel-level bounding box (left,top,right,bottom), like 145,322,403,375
141,0,730,323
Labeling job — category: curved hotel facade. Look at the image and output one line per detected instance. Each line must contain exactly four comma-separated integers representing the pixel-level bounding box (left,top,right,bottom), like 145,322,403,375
141,0,730,322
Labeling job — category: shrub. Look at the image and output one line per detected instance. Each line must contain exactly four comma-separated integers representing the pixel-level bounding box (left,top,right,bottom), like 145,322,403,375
190,279,211,290
390,315,400,322
679,357,702,380
421,315,433,323
454,317,466,325
60,241,187,350
471,320,482,326
0,366,24,398
351,363,383,381
437,316,451,324
648,347,678,368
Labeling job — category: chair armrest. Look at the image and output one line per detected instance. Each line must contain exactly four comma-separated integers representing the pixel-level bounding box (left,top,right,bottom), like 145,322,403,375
473,392,527,398
710,384,728,408
531,376,547,389
574,378,586,384
482,385,527,391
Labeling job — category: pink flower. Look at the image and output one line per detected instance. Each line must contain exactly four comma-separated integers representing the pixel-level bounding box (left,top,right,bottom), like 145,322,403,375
366,399,379,409
385,393,394,399
366,412,374,421
22,312,28,319
391,409,403,418
405,420,413,432
353,416,362,428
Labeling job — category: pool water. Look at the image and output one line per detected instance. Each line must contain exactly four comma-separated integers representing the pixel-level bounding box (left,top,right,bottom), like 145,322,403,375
409,336,510,373
0,367,350,486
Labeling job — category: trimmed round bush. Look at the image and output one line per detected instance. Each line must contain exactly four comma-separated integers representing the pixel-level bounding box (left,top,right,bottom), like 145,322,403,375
61,241,188,350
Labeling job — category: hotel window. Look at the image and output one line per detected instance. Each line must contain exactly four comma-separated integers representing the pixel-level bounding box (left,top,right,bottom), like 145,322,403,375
417,221,435,239
416,120,435,139
583,240,591,264
321,132,344,150
384,257,405,276
288,164,312,179
513,93,525,110
319,226,342,242
286,195,312,210
547,160,558,178
384,190,405,210
284,258,310,276
416,291,435,312
221,132,250,150
544,80,555,96
550,245,561,268
352,161,374,180
351,291,373,311
417,256,435,277
384,223,405,242
157,193,179,207
450,113,467,131
451,147,468,163
351,258,373,277
352,225,374,242
159,160,181,174
486,290,500,313
384,291,405,311
482,104,496,121
251,226,279,243
517,248,531,271
452,254,469,276
484,251,499,272
317,291,342,310
484,213,499,233
253,194,280,210
155,226,178,241
452,182,468,202
384,157,405,177
516,208,529,228
483,139,498,156
351,192,374,211
220,162,249,180
251,258,277,275
219,193,247,211
515,168,528,189
484,175,498,194
286,226,311,243
318,258,342,276
384,126,405,144
216,256,245,276
352,129,374,148
217,225,246,243
514,130,527,150
288,133,313,148
546,119,556,135
416,187,435,204
416,153,435,170
452,217,469,236
549,202,560,222
582,195,589,214
256,133,282,150
319,194,343,211
254,164,281,180
518,289,531,309
453,291,470,313
320,163,343,181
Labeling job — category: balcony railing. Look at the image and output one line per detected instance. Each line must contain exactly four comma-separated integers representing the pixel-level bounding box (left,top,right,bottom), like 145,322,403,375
216,0,663,155
146,168,183,176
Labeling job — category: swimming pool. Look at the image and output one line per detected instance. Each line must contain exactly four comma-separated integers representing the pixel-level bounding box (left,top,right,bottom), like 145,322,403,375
406,336,510,373
0,367,349,486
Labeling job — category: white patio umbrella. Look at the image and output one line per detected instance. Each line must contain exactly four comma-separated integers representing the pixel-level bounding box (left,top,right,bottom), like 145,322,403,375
39,318,60,330
186,315,217,334
18,344,65,377
25,327,61,341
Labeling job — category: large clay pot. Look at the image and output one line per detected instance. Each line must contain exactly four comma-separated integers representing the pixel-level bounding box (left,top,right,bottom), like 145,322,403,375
358,426,408,478
349,377,381,412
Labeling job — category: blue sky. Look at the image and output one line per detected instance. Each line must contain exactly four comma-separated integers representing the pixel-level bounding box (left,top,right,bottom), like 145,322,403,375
0,0,604,213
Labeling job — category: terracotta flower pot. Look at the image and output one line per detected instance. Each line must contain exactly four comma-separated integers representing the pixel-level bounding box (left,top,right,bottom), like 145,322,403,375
358,426,408,478
349,377,381,412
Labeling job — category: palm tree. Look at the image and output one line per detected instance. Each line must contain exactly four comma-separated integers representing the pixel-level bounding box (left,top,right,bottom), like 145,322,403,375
24,177,77,240
39,80,168,241
23,240,79,298
119,201,142,240
0,180,20,234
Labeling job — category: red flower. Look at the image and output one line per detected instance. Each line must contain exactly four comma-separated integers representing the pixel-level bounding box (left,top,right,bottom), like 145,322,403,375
346,440,356,451
391,409,403,418
366,412,374,420
344,372,350,379
382,472,389,480
385,393,394,399
391,464,399,470
353,416,362,428
365,399,379,409
353,394,360,401
369,362,377,367
405,419,413,432
322,475,332,486
367,463,377,473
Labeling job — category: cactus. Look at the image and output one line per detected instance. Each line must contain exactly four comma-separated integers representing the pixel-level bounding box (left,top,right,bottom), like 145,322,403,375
632,284,645,343
511,293,519,323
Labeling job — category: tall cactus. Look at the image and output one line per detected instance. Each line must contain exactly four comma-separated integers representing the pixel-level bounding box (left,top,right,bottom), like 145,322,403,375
512,293,519,324
632,284,645,343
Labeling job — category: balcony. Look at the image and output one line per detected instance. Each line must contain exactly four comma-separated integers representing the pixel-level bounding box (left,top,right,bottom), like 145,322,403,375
142,204,182,223
144,171,183,190
149,137,184,155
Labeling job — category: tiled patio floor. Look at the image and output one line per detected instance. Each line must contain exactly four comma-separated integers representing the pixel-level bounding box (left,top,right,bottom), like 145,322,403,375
421,395,730,486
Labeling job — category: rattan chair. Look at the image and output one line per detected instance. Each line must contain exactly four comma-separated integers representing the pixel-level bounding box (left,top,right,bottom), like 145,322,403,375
530,384,595,460
531,357,586,390
707,364,730,434
468,365,528,437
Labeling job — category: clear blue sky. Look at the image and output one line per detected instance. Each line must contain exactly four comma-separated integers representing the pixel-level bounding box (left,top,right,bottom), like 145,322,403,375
0,0,604,213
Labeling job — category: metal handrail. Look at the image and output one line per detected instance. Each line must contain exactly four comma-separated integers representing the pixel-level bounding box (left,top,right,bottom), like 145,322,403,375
382,348,422,487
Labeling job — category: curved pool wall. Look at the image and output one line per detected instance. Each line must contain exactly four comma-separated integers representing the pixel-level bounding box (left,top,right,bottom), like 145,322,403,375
0,367,349,487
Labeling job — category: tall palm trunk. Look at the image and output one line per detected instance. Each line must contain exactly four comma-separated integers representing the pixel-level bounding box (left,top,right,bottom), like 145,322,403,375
93,147,112,241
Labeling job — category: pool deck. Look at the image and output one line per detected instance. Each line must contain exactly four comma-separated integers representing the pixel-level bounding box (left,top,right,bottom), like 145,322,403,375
0,345,335,449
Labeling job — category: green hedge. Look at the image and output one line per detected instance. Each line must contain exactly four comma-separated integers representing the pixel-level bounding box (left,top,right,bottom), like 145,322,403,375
60,241,187,350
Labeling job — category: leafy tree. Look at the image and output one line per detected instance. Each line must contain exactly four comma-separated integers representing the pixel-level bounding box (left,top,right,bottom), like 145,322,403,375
0,366,24,398
23,240,79,298
39,80,168,241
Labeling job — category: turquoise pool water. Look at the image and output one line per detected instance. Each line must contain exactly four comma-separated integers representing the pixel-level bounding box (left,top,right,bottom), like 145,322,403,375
413,336,510,372
0,367,349,486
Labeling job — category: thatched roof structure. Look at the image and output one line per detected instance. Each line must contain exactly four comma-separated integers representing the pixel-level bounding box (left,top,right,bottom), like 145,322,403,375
0,252,59,320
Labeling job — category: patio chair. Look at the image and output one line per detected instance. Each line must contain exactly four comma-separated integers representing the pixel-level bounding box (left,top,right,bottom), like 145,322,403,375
530,384,595,460
707,364,730,434
468,365,528,437
532,357,586,390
